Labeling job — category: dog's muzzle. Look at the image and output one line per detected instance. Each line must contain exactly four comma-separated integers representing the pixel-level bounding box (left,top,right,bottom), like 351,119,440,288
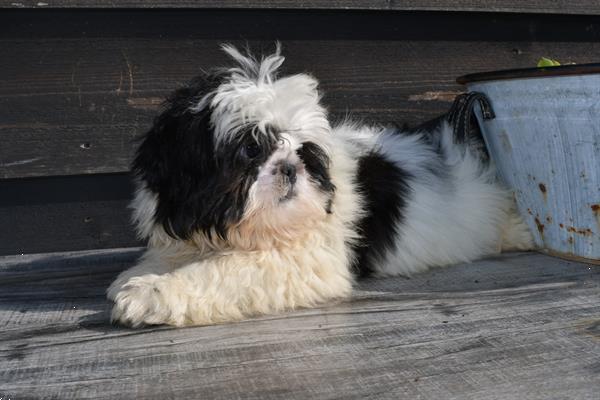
278,161,297,200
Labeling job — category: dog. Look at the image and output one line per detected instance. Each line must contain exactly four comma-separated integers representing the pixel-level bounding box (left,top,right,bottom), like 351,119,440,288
108,44,533,327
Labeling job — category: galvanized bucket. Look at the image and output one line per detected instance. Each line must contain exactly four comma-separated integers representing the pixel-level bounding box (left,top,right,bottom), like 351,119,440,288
458,64,600,263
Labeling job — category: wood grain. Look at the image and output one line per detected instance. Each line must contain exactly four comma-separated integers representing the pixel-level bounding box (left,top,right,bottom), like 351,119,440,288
4,10,600,178
2,0,600,16
0,174,141,256
0,251,599,399
3,8,600,255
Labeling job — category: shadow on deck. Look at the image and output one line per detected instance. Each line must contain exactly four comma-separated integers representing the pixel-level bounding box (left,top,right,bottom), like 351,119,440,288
1,250,599,399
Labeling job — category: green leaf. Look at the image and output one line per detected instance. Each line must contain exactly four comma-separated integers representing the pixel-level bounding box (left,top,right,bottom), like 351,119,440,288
537,57,561,67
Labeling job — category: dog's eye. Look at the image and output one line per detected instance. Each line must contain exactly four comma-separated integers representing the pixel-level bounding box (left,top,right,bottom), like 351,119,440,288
244,142,261,159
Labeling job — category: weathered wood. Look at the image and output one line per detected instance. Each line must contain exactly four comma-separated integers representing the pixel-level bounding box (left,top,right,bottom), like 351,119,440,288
4,10,600,178
2,0,600,16
0,251,598,399
3,8,600,257
0,174,141,256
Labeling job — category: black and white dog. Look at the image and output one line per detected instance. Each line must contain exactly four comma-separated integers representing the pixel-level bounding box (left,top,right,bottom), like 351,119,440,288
108,45,533,327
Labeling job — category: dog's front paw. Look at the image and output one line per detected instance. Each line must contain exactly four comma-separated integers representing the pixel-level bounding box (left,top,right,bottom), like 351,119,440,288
110,274,183,327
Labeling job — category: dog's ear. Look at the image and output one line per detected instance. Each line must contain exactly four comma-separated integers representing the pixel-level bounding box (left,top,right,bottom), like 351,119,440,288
132,82,221,240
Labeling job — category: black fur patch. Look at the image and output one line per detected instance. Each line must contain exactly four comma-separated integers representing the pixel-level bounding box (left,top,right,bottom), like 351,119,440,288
132,72,276,240
296,142,336,208
352,152,412,277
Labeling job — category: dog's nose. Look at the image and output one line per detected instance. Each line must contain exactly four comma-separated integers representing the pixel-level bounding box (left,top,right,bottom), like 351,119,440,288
279,162,297,184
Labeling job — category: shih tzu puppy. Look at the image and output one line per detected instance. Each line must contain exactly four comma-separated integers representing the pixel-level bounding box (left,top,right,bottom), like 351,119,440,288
108,44,533,327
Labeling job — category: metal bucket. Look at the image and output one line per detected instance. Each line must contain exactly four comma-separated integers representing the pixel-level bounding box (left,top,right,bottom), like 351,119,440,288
458,64,600,263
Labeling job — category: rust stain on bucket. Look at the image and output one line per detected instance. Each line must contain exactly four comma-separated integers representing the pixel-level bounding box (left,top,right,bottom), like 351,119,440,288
538,183,547,202
591,204,600,231
566,226,593,236
534,216,545,236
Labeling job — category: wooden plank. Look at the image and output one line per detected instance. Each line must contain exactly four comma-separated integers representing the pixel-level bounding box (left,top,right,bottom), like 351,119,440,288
3,9,600,178
0,251,599,399
0,174,141,255
2,0,600,16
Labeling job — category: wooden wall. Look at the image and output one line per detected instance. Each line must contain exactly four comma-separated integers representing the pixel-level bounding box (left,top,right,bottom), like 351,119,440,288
2,3,600,255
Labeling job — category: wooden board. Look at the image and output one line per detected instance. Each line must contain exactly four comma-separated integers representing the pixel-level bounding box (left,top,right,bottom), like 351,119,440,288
0,174,141,256
2,0,600,16
4,10,600,178
1,251,599,399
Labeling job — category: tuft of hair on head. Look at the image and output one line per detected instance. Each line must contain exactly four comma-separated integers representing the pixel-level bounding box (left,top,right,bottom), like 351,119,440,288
188,42,286,131
220,42,285,87
188,42,290,147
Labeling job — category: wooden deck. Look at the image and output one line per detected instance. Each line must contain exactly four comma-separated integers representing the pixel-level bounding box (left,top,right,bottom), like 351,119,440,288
1,250,598,399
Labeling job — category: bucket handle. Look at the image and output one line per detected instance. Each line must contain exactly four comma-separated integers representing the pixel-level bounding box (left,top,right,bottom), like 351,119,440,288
447,91,495,144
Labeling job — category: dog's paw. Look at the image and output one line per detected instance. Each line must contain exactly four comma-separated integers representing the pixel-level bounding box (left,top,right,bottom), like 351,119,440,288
106,274,131,302
110,274,180,327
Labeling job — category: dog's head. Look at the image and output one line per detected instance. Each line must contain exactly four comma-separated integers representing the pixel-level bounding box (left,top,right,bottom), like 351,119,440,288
132,44,336,248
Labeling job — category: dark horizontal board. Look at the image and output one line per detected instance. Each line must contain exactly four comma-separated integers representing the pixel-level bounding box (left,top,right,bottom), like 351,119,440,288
1,251,599,398
0,174,141,255
2,0,600,16
3,9,600,179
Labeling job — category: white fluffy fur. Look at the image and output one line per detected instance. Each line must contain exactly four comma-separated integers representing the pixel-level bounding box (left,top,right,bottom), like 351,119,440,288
108,46,533,327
